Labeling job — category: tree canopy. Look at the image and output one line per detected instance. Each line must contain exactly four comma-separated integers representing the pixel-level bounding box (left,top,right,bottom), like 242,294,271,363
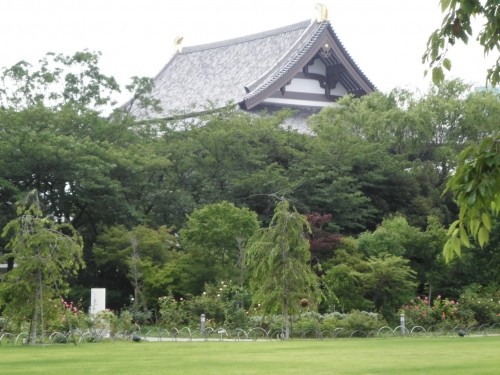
423,0,500,86
1,48,499,327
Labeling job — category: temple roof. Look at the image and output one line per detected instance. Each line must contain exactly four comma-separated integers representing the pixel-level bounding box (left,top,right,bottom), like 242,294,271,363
129,18,375,120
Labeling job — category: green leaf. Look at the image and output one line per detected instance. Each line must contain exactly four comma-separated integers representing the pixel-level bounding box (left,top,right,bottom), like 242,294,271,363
481,213,492,231
443,58,452,71
477,226,489,248
432,67,445,85
447,219,460,235
467,190,476,205
443,236,461,263
440,0,452,12
459,224,471,248
493,194,500,214
469,218,481,238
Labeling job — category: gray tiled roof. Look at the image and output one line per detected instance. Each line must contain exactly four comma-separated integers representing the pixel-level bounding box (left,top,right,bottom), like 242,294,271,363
130,20,316,119
130,18,374,120
243,21,328,104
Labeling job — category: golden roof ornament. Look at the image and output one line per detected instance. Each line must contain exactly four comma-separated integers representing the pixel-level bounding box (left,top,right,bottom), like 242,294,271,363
173,36,184,53
315,3,329,22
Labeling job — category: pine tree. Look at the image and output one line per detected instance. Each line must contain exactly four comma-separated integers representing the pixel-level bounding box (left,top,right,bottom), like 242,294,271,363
246,199,320,339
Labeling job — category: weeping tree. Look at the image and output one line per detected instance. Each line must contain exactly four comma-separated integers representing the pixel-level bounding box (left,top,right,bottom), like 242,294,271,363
0,190,84,344
246,199,320,339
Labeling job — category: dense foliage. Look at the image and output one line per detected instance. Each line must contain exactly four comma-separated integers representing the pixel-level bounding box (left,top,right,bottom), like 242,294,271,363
0,53,499,334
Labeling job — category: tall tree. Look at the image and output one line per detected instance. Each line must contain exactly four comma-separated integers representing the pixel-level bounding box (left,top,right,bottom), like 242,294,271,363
0,190,84,343
246,199,320,339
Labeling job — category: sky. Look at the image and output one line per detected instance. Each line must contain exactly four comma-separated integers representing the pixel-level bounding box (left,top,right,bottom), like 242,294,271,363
0,0,495,105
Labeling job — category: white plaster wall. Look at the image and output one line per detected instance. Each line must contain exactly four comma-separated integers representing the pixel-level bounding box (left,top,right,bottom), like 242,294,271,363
308,58,326,75
330,82,348,96
263,97,338,107
287,78,324,94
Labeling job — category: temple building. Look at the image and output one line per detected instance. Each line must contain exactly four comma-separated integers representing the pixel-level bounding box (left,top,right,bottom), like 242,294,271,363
129,5,375,129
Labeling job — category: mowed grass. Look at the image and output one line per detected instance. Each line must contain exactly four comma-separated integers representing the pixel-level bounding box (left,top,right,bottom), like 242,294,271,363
1,336,499,375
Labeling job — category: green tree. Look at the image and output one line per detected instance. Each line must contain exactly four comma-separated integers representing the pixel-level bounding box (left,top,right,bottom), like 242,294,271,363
423,0,499,86
0,52,179,304
0,190,84,343
321,238,373,313
362,254,418,321
246,199,320,339
93,225,178,309
0,51,119,110
179,201,259,284
443,134,500,261
357,216,418,258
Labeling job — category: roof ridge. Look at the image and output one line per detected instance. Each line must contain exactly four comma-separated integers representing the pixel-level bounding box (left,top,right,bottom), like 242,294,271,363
244,20,322,92
181,19,313,54
244,21,328,101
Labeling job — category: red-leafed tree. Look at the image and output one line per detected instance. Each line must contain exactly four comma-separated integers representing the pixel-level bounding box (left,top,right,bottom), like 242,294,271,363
305,212,342,263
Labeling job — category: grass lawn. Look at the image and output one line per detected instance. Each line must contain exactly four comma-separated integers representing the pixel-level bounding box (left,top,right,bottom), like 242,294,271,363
1,336,499,374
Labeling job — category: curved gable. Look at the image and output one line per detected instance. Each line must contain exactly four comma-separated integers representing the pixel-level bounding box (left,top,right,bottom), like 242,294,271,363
242,21,375,110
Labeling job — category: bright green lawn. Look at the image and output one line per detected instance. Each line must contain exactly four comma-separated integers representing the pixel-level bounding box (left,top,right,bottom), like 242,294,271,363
1,337,499,375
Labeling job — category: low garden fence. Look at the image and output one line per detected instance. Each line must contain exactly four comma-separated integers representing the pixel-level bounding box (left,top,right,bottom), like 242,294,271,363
1,322,499,345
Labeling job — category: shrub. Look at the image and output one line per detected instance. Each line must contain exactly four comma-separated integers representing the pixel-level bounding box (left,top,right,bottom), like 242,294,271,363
294,313,321,334
457,285,500,325
112,310,135,333
321,312,345,332
402,295,461,327
0,316,8,331
338,310,386,332
158,294,190,328
158,281,253,329
129,309,152,326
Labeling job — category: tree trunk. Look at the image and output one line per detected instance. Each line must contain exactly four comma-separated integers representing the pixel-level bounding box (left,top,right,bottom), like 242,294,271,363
283,269,290,340
284,302,290,340
129,236,142,309
30,302,38,344
30,269,43,344
236,237,245,288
